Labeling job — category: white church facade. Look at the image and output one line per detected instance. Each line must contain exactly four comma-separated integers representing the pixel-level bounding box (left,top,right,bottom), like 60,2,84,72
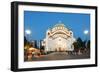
42,22,76,52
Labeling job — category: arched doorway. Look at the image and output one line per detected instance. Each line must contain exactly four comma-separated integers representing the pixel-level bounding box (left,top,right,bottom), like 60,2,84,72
55,37,67,52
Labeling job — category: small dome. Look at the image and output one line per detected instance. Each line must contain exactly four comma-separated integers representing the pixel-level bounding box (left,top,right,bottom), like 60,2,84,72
53,22,70,31
54,23,65,27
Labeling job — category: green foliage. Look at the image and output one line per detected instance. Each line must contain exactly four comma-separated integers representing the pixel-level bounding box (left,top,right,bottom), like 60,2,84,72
87,40,90,49
73,37,90,52
24,36,28,46
34,40,37,48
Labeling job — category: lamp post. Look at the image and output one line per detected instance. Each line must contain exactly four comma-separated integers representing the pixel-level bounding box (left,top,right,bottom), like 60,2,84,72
83,29,89,41
84,30,89,35
25,29,32,41
83,29,89,52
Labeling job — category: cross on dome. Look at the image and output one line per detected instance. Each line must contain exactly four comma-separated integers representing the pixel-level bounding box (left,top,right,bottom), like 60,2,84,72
58,20,62,24
54,21,65,27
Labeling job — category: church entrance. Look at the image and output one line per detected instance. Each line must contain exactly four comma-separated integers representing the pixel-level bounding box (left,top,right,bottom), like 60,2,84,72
55,37,67,52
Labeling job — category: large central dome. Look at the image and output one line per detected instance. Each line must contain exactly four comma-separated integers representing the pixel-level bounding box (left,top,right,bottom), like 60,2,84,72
54,23,65,27
51,22,70,32
42,22,76,52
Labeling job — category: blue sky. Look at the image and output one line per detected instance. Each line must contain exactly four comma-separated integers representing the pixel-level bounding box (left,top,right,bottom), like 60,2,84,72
24,11,90,41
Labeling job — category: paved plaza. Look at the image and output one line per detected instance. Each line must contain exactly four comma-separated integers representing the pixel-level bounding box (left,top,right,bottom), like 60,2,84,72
29,51,90,61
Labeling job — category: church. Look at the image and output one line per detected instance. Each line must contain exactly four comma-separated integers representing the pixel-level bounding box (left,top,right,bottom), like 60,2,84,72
42,22,76,53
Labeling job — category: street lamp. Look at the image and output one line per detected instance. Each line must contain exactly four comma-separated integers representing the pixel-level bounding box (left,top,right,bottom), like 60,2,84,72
25,29,32,41
25,29,31,35
83,29,89,40
83,30,89,35
83,29,89,50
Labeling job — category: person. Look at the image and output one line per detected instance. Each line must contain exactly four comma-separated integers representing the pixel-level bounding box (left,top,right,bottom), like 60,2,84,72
27,45,34,61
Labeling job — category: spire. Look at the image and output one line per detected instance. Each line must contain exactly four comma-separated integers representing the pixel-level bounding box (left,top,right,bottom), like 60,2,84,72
54,21,65,27
58,20,62,24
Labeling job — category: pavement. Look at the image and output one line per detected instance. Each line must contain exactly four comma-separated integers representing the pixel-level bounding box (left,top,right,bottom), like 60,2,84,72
29,52,90,61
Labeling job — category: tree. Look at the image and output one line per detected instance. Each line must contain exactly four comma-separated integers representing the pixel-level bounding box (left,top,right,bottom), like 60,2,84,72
73,41,79,52
24,36,31,48
24,36,28,46
34,40,37,48
77,37,83,48
82,40,86,48
73,37,85,52
87,40,90,49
